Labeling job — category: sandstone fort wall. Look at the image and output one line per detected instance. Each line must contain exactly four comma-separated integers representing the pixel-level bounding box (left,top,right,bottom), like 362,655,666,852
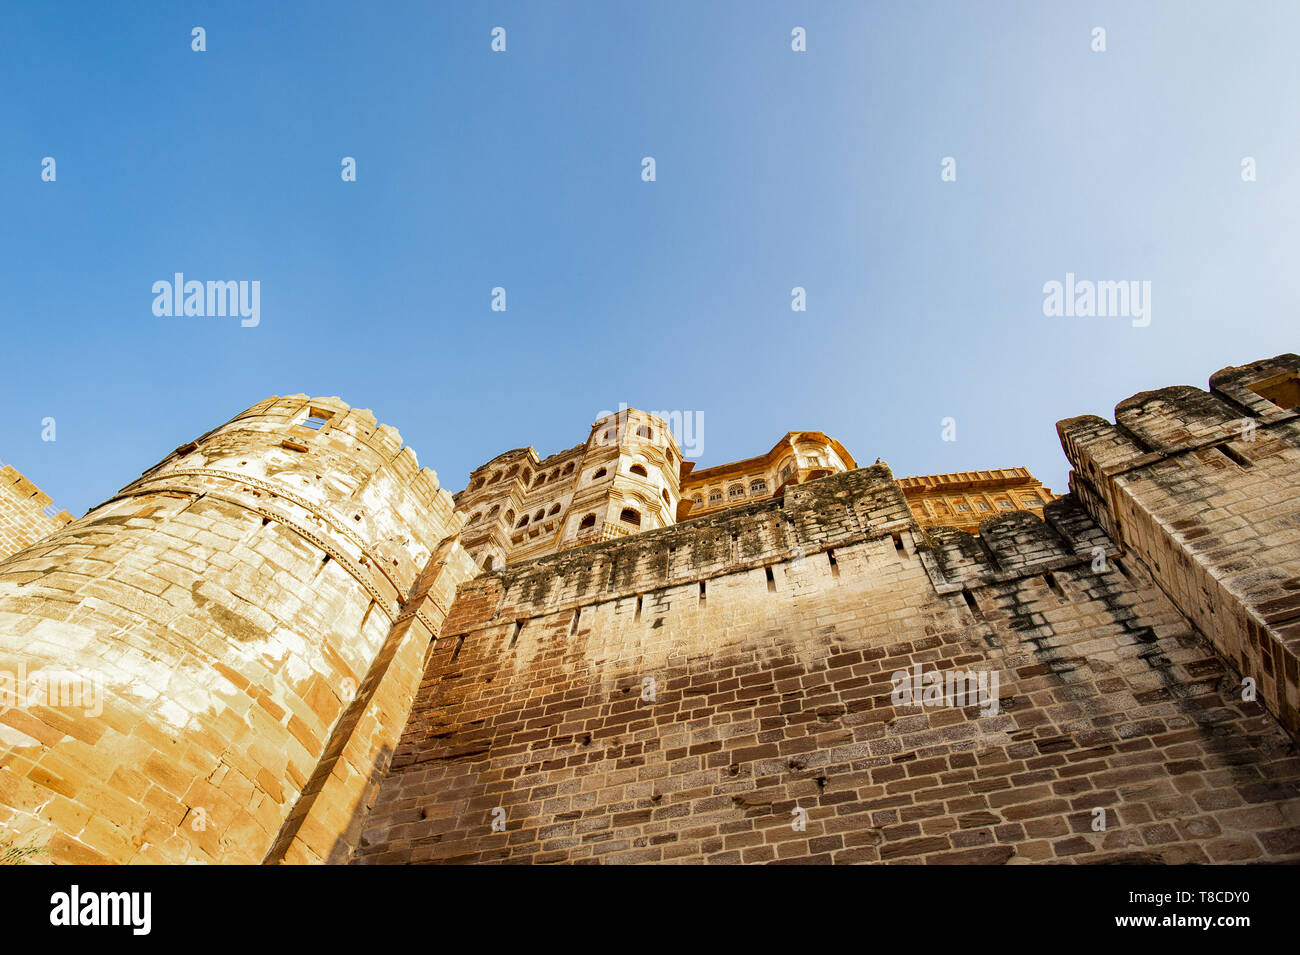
351,462,1300,864
0,396,475,863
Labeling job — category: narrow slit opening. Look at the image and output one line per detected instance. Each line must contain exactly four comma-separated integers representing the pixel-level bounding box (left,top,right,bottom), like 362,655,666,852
827,549,839,577
634,595,643,622
765,566,776,592
1217,444,1253,468
570,608,581,635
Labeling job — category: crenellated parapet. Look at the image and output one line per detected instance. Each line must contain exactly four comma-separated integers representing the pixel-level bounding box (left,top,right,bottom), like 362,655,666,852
0,464,73,562
446,464,915,626
1057,354,1300,739
916,498,1117,593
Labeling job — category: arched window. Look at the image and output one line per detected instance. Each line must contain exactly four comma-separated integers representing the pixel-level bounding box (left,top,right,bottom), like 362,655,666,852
504,510,515,525
517,515,529,528
505,465,518,479
488,471,501,485
630,464,648,477
708,490,722,503
728,485,745,499
593,468,607,480
692,495,703,505
780,462,794,481
549,470,560,481
470,477,484,491
467,512,482,525
662,490,671,504
579,514,596,530
636,425,653,440
521,469,531,485
750,479,767,494
548,503,562,515
562,463,574,475
487,505,500,518
534,475,546,487
483,555,495,571
619,508,641,527
534,509,545,522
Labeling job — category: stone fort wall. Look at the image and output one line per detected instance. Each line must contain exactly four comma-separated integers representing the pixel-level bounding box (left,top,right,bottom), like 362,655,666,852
351,356,1300,867
350,439,1300,864
1,355,1297,865
0,396,476,863
1060,354,1300,740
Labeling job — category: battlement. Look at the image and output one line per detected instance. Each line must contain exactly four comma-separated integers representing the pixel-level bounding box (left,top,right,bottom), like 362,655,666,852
918,498,1114,592
446,465,912,628
1058,354,1300,738
1059,353,1300,475
116,394,462,596
0,462,73,562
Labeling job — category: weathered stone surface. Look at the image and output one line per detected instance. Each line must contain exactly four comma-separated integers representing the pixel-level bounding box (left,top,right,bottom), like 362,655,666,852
4,354,1299,866
0,396,474,863
351,458,1300,865
1061,353,1300,740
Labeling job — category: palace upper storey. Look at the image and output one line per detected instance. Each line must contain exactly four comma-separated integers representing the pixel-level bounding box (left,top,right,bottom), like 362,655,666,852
451,408,1055,570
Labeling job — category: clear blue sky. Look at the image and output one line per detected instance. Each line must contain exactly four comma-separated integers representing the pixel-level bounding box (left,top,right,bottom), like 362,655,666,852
3,1,1297,516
